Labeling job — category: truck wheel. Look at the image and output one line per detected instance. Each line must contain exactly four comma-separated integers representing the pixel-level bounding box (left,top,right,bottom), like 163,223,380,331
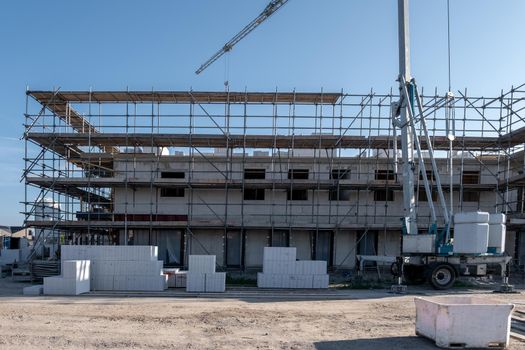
429,264,456,290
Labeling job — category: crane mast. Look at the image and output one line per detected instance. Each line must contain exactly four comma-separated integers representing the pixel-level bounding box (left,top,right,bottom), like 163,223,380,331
195,0,290,75
396,0,418,236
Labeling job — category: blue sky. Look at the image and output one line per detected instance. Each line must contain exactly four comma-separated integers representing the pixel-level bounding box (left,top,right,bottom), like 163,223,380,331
0,0,524,225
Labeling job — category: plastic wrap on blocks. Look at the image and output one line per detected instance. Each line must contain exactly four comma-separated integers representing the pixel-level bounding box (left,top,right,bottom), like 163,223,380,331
263,247,296,262
454,211,489,224
188,255,216,273
489,213,506,224
454,223,489,254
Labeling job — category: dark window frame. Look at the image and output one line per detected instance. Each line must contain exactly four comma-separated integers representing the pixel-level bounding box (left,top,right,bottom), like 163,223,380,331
288,169,309,180
463,191,480,202
331,169,351,180
462,170,480,185
160,171,185,179
243,188,265,201
244,168,266,180
160,188,185,197
374,189,395,201
375,169,396,181
287,189,309,201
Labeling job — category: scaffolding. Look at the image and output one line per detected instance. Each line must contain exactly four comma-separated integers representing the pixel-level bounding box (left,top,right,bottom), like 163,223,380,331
22,84,525,267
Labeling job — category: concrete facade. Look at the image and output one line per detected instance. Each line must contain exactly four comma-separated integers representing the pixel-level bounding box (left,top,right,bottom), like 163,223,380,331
109,153,505,270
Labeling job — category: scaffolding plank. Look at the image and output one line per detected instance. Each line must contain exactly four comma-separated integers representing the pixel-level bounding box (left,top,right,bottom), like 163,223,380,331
28,91,342,105
27,133,509,151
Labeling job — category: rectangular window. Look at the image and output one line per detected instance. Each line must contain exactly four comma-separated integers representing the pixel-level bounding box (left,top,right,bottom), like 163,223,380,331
418,189,437,202
243,188,265,200
331,169,351,180
462,171,480,184
375,169,396,181
226,230,242,267
287,189,308,200
419,170,435,182
272,230,289,247
160,188,185,197
161,171,185,179
288,169,309,180
463,191,480,202
329,189,351,201
244,168,266,179
374,189,394,201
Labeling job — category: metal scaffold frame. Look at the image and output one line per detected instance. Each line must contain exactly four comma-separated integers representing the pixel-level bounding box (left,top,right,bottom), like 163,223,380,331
22,85,525,267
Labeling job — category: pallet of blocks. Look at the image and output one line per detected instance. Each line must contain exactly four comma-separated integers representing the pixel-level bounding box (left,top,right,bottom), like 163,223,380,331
61,245,167,292
163,268,187,288
186,255,225,293
257,247,329,289
43,260,90,295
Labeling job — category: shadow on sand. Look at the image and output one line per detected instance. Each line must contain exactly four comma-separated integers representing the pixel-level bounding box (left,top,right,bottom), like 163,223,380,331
314,336,438,350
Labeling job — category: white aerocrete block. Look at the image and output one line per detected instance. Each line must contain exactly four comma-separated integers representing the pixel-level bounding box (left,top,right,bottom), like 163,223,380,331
454,223,489,254
61,245,158,262
289,274,313,289
312,274,329,289
188,255,216,273
91,275,114,291
454,211,489,224
263,260,295,274
23,285,43,296
415,296,514,349
43,276,90,295
166,274,176,288
257,272,271,288
0,249,21,264
205,272,226,293
403,234,436,254
61,260,90,281
186,273,206,292
488,214,506,253
263,247,296,262
175,271,187,288
294,261,327,275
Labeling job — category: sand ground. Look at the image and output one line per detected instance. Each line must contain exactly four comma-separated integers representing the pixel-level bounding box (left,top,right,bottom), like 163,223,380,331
0,279,524,350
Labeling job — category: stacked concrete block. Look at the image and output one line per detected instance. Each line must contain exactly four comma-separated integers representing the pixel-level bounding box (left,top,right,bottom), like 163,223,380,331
163,268,187,288
43,260,90,295
0,249,20,265
23,285,43,296
61,245,166,292
186,255,225,293
257,247,329,289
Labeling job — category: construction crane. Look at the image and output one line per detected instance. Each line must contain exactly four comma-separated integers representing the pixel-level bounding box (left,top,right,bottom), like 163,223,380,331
195,0,290,75
196,0,513,291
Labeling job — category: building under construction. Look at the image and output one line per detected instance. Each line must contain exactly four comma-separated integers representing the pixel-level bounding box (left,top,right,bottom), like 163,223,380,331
23,86,525,270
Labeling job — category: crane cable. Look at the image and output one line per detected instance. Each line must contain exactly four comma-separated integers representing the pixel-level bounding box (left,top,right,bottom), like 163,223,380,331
445,0,454,241
447,0,452,92
224,51,230,90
